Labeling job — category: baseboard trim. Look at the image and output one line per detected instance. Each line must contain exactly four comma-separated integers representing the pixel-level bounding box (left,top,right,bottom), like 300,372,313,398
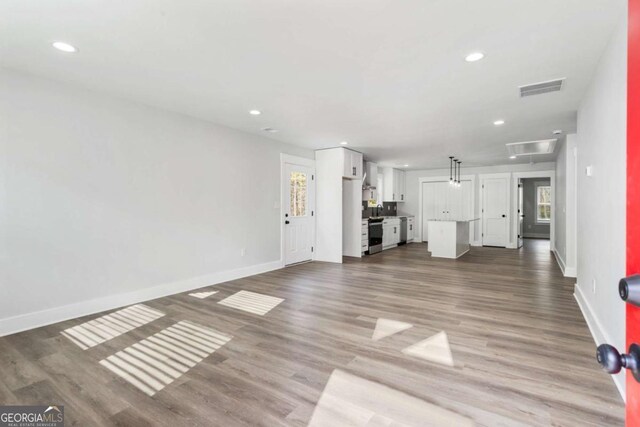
0,260,283,337
552,249,577,278
564,266,577,277
574,284,625,401
552,249,566,275
523,233,551,239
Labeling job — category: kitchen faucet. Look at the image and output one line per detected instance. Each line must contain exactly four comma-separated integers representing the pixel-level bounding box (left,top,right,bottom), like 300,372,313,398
375,204,383,217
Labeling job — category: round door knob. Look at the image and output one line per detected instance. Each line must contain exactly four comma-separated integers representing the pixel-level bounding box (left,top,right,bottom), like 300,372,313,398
619,275,640,307
597,343,640,381
285,220,290,225
597,344,623,374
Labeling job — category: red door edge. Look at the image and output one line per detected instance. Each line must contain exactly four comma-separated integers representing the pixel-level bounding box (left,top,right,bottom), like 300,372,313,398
628,0,640,424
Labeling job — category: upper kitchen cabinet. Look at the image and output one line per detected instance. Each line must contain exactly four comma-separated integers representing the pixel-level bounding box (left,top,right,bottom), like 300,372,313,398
382,167,406,202
341,148,363,180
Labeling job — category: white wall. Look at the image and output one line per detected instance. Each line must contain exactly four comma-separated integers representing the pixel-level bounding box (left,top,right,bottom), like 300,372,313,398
402,162,556,246
0,69,313,335
554,134,577,277
574,16,627,396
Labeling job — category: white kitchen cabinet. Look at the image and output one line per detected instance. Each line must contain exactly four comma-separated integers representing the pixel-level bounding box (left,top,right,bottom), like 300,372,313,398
361,220,369,254
407,217,415,242
382,218,400,249
342,149,363,180
382,167,406,202
362,187,377,202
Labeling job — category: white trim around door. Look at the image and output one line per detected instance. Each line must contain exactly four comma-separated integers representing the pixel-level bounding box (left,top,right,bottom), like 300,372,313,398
280,154,316,267
511,170,556,251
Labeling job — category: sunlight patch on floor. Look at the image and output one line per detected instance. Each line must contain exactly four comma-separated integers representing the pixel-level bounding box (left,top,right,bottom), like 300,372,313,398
371,318,413,341
217,290,284,315
188,291,218,299
100,320,232,396
308,369,473,426
61,304,165,350
402,331,454,367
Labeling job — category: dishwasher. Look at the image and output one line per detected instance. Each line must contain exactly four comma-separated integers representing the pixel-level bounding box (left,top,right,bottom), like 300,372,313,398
399,217,407,245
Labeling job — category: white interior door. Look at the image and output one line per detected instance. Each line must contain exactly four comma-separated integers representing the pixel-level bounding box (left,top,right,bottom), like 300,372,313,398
482,177,509,247
448,181,473,219
517,179,524,248
284,163,315,265
435,182,448,219
421,182,436,241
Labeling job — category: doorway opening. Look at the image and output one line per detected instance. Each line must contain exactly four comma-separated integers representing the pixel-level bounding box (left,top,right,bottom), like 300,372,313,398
512,171,555,251
517,177,551,249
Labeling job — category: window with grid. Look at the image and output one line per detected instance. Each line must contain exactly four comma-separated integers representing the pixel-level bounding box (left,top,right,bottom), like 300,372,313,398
289,172,307,217
536,185,551,223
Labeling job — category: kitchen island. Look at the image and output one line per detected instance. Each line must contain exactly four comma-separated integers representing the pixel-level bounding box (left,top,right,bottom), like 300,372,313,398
427,219,479,259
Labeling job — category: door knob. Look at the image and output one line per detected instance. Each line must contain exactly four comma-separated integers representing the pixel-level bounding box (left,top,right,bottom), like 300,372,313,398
619,274,640,307
501,214,506,218
285,220,290,225
597,343,640,381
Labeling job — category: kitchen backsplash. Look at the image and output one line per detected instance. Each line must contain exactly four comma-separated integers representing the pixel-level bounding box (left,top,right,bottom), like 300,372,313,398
362,201,398,218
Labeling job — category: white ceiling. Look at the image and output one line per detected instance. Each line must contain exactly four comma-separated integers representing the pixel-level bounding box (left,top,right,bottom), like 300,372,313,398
0,0,625,169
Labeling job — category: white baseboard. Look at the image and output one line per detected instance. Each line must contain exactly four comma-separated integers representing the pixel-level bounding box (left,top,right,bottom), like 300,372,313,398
574,284,625,401
552,249,566,274
0,260,283,337
552,249,577,278
523,233,551,239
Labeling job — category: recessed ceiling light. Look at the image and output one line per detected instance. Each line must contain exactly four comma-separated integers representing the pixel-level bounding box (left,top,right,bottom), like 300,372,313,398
403,164,409,167
553,129,563,135
465,52,484,62
510,155,517,159
249,110,261,115
340,141,348,145
52,41,78,53
262,127,278,133
494,120,505,126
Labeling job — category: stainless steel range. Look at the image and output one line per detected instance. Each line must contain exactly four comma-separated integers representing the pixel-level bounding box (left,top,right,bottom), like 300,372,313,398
368,217,384,254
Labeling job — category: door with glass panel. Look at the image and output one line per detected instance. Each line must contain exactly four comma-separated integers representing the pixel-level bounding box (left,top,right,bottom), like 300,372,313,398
284,163,315,265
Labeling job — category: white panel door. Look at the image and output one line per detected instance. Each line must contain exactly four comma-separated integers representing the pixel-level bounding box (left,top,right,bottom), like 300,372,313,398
446,183,461,219
284,163,315,265
482,177,508,247
435,182,448,219
517,179,524,248
421,182,437,241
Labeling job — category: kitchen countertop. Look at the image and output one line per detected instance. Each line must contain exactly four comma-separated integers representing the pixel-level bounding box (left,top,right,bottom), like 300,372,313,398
426,218,480,222
365,215,414,220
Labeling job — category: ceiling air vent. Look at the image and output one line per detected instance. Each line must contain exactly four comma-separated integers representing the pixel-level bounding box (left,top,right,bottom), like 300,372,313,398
506,139,557,157
519,78,565,97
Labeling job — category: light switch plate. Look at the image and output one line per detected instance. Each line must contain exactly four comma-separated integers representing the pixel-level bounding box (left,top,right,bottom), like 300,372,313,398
585,165,594,177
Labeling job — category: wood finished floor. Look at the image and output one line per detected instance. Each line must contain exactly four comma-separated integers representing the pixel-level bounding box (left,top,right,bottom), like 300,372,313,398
0,240,624,426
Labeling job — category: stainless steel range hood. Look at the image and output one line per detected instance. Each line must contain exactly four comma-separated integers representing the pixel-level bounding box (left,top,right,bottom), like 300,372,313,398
362,161,378,190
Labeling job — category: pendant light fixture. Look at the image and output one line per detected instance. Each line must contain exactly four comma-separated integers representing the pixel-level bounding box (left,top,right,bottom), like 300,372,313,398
449,156,454,185
457,161,462,187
